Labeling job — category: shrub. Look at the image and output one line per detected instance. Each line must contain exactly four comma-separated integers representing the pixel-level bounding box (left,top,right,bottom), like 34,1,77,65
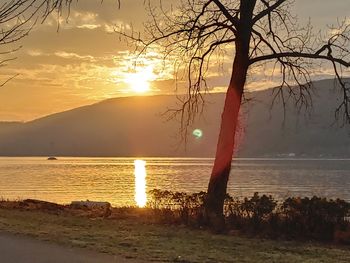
147,189,206,225
280,196,350,240
146,189,350,242
225,192,277,233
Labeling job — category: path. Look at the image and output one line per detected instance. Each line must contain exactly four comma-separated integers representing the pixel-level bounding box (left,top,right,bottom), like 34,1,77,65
0,232,145,263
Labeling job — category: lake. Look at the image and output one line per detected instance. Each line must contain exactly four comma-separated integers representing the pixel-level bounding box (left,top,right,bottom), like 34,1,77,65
0,157,349,206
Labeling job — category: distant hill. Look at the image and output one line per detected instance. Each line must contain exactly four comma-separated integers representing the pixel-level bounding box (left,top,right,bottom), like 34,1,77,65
0,122,22,129
0,78,349,157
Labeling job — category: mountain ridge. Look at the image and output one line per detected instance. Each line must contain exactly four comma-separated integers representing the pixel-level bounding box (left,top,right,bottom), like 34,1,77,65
0,78,349,157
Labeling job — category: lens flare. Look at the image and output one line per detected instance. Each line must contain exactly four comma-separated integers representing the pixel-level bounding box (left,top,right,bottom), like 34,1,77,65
192,129,203,139
134,159,147,207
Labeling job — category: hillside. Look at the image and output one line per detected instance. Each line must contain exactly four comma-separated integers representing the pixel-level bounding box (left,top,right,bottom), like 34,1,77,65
0,79,349,157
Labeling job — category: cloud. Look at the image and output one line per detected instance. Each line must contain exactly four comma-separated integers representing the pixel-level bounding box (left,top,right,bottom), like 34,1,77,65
105,20,132,33
62,10,100,29
49,10,133,34
41,10,102,31
72,10,99,22
77,24,101,30
27,50,44,57
104,24,115,33
208,86,227,93
54,51,96,61
5,0,349,122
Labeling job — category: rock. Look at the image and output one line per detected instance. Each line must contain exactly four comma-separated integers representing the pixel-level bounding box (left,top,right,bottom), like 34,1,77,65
21,199,64,211
70,201,111,209
70,201,112,217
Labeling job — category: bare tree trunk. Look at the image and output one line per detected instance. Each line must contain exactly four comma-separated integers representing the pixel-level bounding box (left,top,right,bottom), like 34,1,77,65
205,0,256,232
205,63,246,231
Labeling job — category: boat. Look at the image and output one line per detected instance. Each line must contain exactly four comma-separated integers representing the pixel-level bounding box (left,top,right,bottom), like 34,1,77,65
47,157,57,160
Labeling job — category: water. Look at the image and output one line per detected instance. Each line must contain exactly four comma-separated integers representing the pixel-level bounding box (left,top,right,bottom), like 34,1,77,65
0,157,349,206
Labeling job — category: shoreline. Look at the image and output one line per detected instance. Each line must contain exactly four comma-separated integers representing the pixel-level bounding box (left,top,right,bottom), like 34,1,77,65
0,198,349,262
2,158,350,207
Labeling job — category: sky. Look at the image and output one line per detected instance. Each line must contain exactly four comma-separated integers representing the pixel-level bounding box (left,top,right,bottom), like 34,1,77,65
0,0,349,121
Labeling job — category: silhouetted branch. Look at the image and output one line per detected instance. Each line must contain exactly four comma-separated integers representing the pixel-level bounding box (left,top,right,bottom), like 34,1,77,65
250,14,350,122
117,0,238,138
252,0,287,24
119,0,350,131
0,73,18,88
0,0,77,86
0,0,121,86
212,0,239,30
250,52,350,67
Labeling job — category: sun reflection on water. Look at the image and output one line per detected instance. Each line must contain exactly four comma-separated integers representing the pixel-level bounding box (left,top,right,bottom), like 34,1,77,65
134,159,147,207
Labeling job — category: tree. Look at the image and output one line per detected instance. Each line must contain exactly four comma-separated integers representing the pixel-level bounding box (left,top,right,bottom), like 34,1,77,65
122,0,350,231
0,0,75,86
1,0,121,86
2,0,350,231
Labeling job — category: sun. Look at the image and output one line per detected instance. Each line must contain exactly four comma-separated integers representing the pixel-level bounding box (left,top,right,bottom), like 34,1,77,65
124,66,155,93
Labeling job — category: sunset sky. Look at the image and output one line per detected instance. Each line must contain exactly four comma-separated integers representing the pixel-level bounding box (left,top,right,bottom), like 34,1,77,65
0,0,349,121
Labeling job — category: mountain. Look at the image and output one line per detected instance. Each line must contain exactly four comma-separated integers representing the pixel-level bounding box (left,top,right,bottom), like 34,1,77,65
0,96,222,157
241,79,350,157
0,78,349,157
0,122,23,130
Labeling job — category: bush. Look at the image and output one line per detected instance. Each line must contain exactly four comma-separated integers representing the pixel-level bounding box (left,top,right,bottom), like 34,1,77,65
280,196,350,240
147,189,206,225
225,193,277,233
146,189,350,243
241,193,276,225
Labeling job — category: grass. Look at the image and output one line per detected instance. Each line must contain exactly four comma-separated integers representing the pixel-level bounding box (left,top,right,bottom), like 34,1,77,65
0,207,349,262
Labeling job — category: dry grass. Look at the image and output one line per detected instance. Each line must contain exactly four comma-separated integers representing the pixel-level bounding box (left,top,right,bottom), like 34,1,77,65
0,207,349,262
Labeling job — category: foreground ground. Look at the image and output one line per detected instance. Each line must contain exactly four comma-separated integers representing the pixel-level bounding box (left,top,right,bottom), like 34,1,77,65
0,207,349,262
0,232,144,263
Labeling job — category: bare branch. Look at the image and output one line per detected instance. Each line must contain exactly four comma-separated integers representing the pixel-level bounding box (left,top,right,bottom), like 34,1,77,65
212,0,239,30
252,0,287,24
249,52,350,67
119,0,350,128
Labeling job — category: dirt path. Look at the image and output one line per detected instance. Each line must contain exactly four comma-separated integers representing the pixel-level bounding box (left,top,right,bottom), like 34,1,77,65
0,232,145,263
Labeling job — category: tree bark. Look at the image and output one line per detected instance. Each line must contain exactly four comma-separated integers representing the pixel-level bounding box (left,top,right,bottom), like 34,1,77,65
205,0,256,232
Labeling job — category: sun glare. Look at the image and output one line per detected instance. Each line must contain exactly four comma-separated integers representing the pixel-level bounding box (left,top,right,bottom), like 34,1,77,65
134,159,147,207
124,66,155,94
